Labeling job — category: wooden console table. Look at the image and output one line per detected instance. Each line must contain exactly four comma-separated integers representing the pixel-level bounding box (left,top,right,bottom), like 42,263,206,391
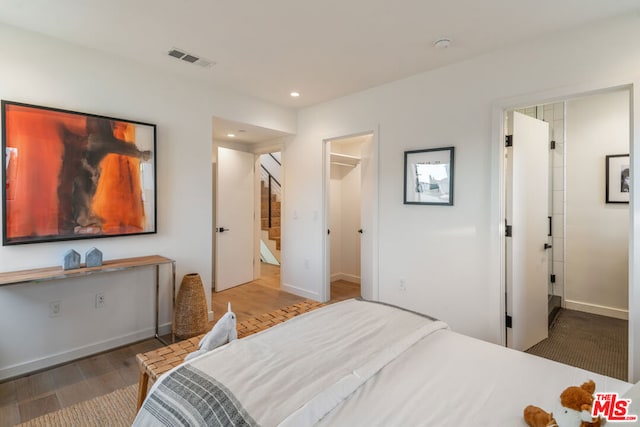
0,255,176,345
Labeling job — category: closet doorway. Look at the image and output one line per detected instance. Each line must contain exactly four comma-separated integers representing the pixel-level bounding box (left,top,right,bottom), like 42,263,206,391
324,133,375,302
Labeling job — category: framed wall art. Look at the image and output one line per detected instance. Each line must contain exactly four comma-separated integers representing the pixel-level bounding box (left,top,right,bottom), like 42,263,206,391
404,146,454,206
605,154,629,204
2,101,157,245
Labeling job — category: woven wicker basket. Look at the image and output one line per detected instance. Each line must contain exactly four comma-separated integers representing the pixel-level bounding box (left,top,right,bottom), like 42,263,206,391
173,273,208,340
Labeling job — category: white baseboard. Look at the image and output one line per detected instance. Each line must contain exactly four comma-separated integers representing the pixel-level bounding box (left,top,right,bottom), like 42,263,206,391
0,322,172,381
281,282,320,301
330,273,361,284
564,299,628,320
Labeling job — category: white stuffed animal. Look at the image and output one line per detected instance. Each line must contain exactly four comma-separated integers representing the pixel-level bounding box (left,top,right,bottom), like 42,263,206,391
184,302,237,362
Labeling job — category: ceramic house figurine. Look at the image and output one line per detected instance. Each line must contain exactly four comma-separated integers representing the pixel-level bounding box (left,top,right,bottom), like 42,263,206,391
86,247,103,267
62,249,81,270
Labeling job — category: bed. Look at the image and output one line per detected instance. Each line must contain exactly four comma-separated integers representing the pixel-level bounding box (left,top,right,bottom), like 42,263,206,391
133,298,635,426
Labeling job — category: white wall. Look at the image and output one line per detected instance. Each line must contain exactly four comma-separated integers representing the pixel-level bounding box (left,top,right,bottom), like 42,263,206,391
329,173,343,277
0,24,295,379
565,90,630,318
281,12,640,354
329,142,362,283
340,164,362,282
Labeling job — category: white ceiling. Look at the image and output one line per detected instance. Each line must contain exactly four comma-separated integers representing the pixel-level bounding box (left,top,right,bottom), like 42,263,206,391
3,1,640,144
212,117,290,144
1,0,638,112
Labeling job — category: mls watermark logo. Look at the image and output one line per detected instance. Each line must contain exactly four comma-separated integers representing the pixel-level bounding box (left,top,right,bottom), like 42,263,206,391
592,393,638,422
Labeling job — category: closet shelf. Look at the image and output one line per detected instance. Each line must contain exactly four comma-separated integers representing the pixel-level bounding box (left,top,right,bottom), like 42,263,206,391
330,152,360,167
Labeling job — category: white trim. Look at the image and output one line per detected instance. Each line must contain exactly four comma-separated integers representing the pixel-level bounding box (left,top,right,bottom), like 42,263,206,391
281,282,320,300
564,300,628,320
330,273,361,284
0,324,171,381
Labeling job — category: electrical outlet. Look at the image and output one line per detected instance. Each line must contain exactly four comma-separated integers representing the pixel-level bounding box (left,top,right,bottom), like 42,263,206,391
49,301,61,317
399,279,407,291
95,293,105,308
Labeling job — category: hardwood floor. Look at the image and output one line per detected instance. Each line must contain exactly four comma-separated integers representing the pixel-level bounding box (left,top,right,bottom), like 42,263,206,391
0,264,360,426
0,339,162,426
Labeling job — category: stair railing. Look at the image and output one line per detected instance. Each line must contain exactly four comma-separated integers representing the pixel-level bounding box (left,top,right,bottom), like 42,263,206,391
260,165,281,228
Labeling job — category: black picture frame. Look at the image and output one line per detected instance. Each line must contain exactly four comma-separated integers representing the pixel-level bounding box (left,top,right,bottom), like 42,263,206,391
605,154,629,204
2,100,157,245
404,146,454,205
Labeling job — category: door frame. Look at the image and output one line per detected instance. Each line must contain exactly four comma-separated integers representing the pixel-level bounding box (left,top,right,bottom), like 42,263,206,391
322,130,380,303
492,81,637,381
213,141,285,292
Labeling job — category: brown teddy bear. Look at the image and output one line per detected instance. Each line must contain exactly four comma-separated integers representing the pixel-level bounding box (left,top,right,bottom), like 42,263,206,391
524,380,602,427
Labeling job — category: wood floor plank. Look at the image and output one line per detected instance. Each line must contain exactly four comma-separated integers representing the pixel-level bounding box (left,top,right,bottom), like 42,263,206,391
29,370,57,398
13,376,31,402
76,353,115,379
0,402,20,427
84,370,127,397
56,380,99,408
18,393,60,423
0,379,16,406
50,363,85,389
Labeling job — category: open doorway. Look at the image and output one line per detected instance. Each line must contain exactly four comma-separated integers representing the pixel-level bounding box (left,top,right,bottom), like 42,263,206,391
258,152,282,290
324,132,376,302
503,88,630,380
328,138,363,301
212,117,290,294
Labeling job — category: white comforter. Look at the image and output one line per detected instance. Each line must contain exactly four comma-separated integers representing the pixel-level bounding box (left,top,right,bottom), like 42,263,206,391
135,298,632,426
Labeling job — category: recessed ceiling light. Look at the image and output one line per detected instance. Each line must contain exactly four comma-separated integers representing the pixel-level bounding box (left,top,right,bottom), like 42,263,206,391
290,91,300,98
433,38,451,49
227,133,236,138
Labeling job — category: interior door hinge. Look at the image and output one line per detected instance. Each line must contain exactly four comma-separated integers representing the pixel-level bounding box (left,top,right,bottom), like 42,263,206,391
505,135,513,147
550,274,556,284
550,140,556,150
505,224,512,237
506,314,512,329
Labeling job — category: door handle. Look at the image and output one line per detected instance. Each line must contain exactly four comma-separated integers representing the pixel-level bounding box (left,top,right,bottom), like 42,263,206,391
358,229,363,234
217,227,230,233
544,243,552,250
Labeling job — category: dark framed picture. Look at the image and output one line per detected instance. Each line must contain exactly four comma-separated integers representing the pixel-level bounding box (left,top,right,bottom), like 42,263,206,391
404,146,454,205
2,101,157,245
605,154,629,204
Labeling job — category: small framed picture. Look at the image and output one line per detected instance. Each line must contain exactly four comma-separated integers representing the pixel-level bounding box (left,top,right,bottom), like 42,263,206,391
605,154,629,204
404,147,454,205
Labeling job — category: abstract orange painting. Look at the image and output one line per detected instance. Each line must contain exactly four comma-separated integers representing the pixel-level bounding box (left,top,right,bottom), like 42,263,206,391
2,101,156,245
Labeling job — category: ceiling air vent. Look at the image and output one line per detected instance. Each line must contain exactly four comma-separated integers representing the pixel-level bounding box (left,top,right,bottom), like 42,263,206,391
167,47,215,68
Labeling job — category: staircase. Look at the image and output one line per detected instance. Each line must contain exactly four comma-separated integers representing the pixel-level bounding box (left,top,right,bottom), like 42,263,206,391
261,180,281,251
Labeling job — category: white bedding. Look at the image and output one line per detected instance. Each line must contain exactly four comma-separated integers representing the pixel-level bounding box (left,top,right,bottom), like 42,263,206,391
134,298,633,426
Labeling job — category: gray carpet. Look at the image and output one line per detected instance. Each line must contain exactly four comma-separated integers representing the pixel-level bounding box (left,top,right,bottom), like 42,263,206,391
525,308,628,381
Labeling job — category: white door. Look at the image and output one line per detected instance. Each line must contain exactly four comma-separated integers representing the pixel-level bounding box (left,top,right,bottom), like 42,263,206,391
215,146,254,291
506,111,550,351
360,136,374,300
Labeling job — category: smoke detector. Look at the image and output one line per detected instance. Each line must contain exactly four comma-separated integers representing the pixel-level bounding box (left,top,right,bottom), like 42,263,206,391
432,38,451,49
167,47,215,68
